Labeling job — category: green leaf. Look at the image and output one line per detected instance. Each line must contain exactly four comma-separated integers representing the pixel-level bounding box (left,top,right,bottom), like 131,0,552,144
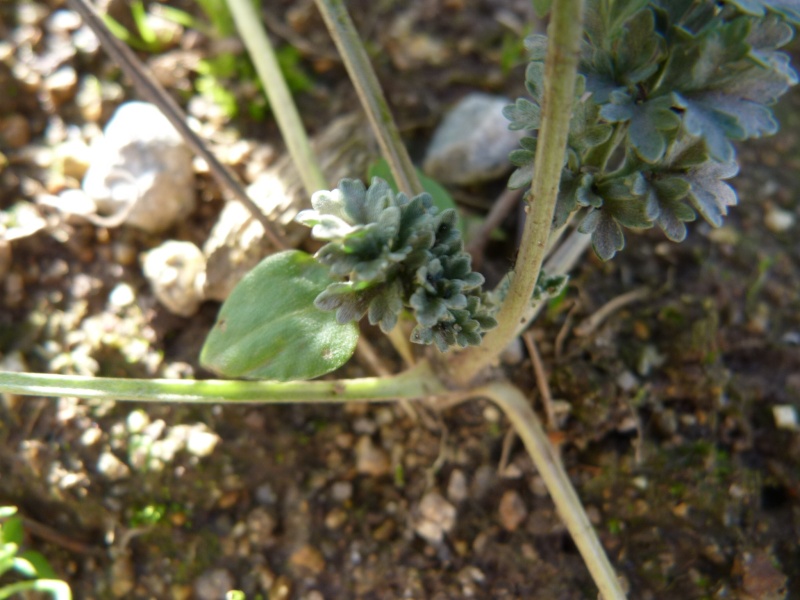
683,159,739,227
1,516,23,545
503,98,541,130
601,93,680,162
579,208,626,260
19,550,57,578
726,0,800,24
200,250,359,381
367,159,462,229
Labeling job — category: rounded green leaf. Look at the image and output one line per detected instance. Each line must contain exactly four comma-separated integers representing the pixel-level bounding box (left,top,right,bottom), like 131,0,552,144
200,250,359,381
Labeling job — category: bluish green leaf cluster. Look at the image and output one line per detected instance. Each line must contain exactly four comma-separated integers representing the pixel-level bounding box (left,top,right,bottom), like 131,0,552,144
297,178,497,352
507,0,797,259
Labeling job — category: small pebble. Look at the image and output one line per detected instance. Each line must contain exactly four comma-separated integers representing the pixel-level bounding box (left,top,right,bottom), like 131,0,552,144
331,480,353,502
45,66,78,106
764,206,796,233
0,114,31,149
447,469,468,503
354,436,391,477
185,424,220,457
126,409,150,434
142,241,206,317
289,544,326,576
193,568,235,600
498,489,528,532
108,283,135,309
772,405,798,431
414,491,456,544
97,451,130,480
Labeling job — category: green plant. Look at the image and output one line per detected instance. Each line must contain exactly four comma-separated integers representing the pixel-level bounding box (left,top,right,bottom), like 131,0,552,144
3,0,798,597
105,0,313,120
0,507,72,600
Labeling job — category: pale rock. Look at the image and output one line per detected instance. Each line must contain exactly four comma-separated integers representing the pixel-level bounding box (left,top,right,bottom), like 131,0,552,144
772,405,798,431
764,206,796,233
142,241,206,317
354,436,391,477
82,101,195,233
446,469,468,503
44,66,78,106
97,451,130,480
423,92,524,185
498,489,528,532
185,424,221,457
193,569,234,600
414,491,457,544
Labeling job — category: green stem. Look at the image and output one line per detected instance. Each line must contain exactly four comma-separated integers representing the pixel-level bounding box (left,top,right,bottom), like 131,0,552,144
0,362,444,405
476,382,626,600
447,0,586,383
227,0,327,193
313,0,423,196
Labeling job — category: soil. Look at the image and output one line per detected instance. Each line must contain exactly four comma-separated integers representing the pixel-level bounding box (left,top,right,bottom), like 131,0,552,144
1,1,799,599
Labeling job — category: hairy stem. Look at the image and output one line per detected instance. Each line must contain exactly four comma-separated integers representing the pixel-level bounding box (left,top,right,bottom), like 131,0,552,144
476,382,626,600
227,0,327,193
313,0,423,197
0,362,444,405
447,0,585,383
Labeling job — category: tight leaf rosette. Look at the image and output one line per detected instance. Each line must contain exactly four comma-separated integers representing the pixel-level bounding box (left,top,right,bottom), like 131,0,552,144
297,178,497,352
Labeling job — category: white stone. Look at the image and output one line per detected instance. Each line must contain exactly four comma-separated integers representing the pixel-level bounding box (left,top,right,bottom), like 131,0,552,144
82,101,195,233
772,405,799,431
423,92,524,185
765,206,796,233
126,409,150,434
185,424,220,457
142,240,206,317
97,451,130,480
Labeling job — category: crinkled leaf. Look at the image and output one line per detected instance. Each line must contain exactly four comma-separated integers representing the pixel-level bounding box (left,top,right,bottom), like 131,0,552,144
613,9,665,84
524,34,549,60
525,61,546,102
684,159,740,226
579,208,626,260
508,167,533,190
643,177,696,241
367,160,462,231
503,98,541,131
675,93,741,162
201,250,359,381
367,280,404,332
726,0,800,24
601,93,680,162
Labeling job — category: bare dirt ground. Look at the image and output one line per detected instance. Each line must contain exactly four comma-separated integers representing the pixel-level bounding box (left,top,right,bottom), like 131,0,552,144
1,1,799,598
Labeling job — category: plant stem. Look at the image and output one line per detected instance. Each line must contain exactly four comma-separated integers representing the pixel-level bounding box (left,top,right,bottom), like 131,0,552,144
227,0,327,193
65,0,288,250
476,381,626,600
446,0,586,383
0,362,444,405
313,0,423,197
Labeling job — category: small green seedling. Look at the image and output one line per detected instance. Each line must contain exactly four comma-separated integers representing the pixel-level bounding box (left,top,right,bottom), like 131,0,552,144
0,507,72,600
